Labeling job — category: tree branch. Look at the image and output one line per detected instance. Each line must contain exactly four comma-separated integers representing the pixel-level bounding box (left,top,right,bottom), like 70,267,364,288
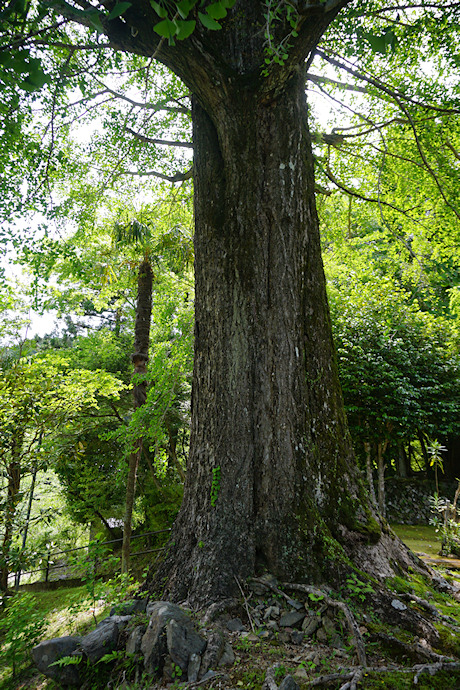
307,72,368,95
92,78,190,113
317,49,460,115
121,166,194,183
125,127,193,148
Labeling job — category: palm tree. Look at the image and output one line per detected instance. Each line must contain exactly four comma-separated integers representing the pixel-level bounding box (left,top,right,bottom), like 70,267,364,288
113,220,154,574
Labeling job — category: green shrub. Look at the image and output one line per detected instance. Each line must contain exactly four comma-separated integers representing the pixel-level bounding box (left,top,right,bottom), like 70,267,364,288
0,593,46,679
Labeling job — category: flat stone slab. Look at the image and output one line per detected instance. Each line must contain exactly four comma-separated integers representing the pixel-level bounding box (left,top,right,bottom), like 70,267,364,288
279,611,305,628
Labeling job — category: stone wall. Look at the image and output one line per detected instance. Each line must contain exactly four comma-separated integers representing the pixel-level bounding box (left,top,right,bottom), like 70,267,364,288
385,478,458,524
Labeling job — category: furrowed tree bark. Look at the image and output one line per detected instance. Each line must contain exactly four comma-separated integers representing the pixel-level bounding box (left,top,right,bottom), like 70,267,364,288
154,67,388,605
121,259,153,574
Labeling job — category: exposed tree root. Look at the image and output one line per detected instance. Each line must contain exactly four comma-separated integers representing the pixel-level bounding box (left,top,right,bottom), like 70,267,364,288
251,577,367,667
370,588,441,645
202,598,237,625
399,591,460,628
306,662,460,687
371,631,454,664
284,582,367,667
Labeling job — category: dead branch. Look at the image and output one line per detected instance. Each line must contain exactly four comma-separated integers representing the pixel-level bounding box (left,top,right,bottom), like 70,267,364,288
234,575,256,633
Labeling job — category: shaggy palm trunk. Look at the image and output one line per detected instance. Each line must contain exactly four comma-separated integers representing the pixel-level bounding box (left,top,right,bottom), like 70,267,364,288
121,259,153,574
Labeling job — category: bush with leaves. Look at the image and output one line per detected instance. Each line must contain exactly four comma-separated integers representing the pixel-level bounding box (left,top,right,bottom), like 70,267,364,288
0,593,46,679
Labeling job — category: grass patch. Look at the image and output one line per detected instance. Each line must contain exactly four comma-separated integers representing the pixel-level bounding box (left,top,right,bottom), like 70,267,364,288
0,586,112,690
391,524,442,558
361,669,460,689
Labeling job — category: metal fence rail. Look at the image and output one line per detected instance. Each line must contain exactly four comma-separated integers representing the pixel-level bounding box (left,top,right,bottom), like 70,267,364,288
9,528,171,589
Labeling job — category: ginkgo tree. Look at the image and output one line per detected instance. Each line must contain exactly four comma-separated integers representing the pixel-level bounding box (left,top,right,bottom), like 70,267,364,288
2,0,460,610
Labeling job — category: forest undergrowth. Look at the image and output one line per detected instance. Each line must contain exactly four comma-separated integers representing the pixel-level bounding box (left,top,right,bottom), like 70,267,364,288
3,529,460,690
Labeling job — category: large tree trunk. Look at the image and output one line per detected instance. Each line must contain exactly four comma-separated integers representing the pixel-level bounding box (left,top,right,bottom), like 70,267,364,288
98,0,425,607
153,70,389,605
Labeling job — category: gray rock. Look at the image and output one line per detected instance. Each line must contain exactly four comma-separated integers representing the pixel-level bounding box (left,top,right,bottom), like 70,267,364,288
141,601,204,677
278,631,291,644
218,642,235,667
166,618,207,673
302,615,321,636
227,618,246,632
316,627,328,643
264,606,280,620
126,625,146,655
290,630,304,645
141,601,187,675
391,598,408,611
279,611,305,628
294,666,309,681
97,615,132,630
188,652,201,682
279,675,300,690
199,629,225,678
201,669,219,682
259,630,272,640
32,636,82,686
286,598,303,611
321,615,336,636
80,618,120,662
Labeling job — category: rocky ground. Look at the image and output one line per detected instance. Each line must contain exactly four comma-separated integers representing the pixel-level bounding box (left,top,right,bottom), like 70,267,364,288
30,569,460,690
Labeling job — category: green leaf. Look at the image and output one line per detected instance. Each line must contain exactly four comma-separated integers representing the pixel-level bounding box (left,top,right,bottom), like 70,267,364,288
20,70,50,91
107,2,132,20
176,0,193,18
198,12,221,30
206,2,227,20
367,34,386,54
153,18,178,38
176,19,196,40
150,0,168,18
87,12,104,34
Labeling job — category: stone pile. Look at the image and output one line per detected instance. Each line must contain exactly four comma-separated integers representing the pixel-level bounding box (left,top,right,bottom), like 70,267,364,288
32,599,235,687
32,576,353,688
